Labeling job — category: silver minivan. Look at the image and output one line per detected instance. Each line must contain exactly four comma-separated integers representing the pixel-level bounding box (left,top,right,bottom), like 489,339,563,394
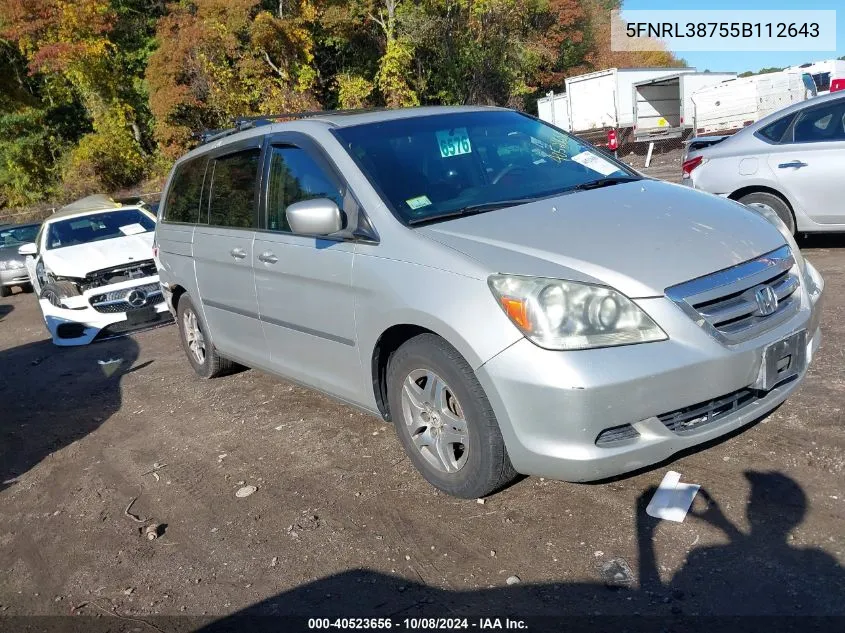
154,106,824,498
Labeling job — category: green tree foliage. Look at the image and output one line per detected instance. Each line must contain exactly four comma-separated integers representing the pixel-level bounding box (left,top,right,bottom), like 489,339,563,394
0,0,684,210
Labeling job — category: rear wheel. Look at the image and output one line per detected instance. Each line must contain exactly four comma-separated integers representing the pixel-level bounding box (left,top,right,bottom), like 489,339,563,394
739,191,796,235
386,334,517,499
176,295,234,379
0,285,10,298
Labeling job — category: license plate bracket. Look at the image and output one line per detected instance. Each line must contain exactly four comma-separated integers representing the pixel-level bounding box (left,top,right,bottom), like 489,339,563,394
755,330,807,392
126,306,157,326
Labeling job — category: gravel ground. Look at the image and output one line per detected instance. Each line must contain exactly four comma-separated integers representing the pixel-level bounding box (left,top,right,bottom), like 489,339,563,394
0,234,843,629
621,145,685,183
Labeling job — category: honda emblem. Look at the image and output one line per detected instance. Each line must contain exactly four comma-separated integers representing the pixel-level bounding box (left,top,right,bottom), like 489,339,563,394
754,286,778,316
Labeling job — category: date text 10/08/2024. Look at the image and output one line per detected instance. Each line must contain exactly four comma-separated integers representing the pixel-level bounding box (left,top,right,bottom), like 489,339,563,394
308,618,528,630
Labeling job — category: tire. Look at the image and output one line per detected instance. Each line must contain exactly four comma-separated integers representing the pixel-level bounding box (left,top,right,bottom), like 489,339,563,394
386,334,517,499
39,281,80,306
176,294,234,379
22,283,33,293
0,285,10,298
739,191,796,235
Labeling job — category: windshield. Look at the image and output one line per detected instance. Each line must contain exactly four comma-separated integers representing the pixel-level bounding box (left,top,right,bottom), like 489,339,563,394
46,208,155,250
333,110,639,225
0,224,40,248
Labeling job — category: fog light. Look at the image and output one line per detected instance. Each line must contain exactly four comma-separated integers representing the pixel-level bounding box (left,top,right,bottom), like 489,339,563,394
56,323,87,339
595,424,640,447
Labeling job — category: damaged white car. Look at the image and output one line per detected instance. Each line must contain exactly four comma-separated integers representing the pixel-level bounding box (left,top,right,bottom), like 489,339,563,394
17,195,172,345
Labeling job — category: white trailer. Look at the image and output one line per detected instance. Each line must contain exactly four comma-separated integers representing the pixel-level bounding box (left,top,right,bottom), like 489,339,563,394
786,59,845,95
632,72,736,141
564,67,696,141
536,92,571,131
691,71,816,136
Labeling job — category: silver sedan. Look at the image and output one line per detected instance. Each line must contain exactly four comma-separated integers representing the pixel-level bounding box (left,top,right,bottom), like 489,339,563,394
682,92,845,234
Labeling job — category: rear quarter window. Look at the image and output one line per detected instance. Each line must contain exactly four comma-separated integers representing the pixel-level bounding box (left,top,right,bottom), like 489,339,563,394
757,115,794,143
162,158,208,224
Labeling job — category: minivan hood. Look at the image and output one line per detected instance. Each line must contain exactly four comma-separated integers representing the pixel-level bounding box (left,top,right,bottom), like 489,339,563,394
418,180,786,298
42,232,154,278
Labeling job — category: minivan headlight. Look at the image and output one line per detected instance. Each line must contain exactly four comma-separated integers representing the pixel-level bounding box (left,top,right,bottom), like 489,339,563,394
488,275,667,350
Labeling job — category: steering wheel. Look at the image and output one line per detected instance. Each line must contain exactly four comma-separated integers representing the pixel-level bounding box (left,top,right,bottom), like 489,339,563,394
491,164,528,185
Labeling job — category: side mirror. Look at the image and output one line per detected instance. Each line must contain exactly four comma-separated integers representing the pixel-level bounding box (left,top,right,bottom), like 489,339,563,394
286,198,343,236
18,242,37,256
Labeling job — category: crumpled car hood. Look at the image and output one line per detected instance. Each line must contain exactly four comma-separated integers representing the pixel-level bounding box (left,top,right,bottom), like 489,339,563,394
417,180,786,298
42,233,155,278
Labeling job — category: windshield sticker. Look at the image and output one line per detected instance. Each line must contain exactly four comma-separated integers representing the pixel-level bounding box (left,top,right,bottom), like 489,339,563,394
406,195,432,210
571,151,619,176
118,223,147,236
436,128,472,158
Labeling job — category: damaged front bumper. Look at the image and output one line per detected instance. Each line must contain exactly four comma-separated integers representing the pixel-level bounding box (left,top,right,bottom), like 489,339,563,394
40,276,173,346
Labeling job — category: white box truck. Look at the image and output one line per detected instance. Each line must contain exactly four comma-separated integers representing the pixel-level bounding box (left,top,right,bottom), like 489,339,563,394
563,67,696,143
536,92,571,131
632,72,736,141
691,71,817,136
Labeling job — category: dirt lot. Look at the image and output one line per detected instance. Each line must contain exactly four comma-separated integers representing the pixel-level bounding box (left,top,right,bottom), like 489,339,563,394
1,236,844,629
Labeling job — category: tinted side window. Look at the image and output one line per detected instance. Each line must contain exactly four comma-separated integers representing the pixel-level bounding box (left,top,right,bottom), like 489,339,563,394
163,158,207,224
208,149,261,228
758,115,794,143
267,146,343,232
792,101,845,143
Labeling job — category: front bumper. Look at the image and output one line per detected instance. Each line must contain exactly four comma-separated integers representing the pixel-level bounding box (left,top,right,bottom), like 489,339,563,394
0,267,30,288
477,273,824,482
39,276,172,346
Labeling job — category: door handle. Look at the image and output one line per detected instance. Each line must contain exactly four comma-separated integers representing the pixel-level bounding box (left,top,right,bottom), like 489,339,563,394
778,160,807,169
258,251,278,264
229,247,247,259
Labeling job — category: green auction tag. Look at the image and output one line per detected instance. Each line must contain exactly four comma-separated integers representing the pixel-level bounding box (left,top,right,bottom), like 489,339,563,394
436,128,471,158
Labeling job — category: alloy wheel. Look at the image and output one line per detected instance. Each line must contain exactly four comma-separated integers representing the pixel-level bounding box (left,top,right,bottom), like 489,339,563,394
400,368,469,473
183,308,206,364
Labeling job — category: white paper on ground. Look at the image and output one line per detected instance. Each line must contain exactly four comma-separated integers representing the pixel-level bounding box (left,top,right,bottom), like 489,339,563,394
646,470,700,523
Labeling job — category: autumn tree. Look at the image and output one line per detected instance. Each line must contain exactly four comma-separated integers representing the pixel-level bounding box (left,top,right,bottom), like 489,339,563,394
0,0,159,195
581,0,684,71
146,0,320,159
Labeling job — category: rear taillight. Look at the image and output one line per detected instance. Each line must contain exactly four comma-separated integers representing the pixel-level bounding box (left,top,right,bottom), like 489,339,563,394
682,156,704,179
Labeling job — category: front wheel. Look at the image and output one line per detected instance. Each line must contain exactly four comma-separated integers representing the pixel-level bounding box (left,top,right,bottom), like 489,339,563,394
39,281,80,306
176,295,234,379
386,334,517,498
740,192,796,235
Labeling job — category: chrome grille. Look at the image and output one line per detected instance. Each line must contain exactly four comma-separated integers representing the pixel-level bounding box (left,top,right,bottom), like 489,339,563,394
665,245,801,344
90,282,162,313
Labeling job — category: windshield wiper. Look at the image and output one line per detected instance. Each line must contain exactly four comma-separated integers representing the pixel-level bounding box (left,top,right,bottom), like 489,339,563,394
569,176,640,192
407,196,547,226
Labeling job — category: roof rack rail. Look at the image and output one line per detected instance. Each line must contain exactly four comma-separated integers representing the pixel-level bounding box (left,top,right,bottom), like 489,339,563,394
197,108,384,146
235,108,383,124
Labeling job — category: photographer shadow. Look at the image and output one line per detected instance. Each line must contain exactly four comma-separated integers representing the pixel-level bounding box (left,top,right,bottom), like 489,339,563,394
639,471,845,615
199,471,845,631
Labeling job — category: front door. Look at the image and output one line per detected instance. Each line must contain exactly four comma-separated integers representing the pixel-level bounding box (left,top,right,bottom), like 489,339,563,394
253,141,362,402
193,144,267,364
767,97,845,225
